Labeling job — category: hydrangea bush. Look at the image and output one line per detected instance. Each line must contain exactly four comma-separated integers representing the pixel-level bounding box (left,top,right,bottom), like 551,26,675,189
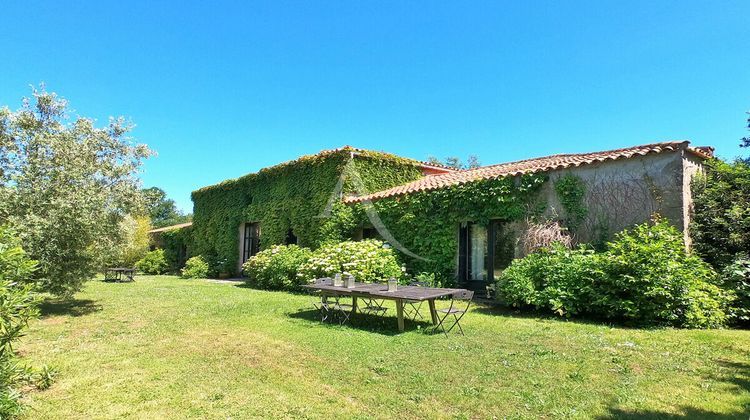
242,245,312,291
298,239,404,283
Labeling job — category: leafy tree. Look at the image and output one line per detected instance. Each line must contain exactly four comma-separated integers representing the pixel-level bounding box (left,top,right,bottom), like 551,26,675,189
0,226,49,417
0,86,152,295
142,187,191,228
691,159,750,270
427,155,481,169
114,215,152,267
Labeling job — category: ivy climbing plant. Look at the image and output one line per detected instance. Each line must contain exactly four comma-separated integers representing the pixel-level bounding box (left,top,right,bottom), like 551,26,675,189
553,174,588,232
189,148,425,275
346,173,548,285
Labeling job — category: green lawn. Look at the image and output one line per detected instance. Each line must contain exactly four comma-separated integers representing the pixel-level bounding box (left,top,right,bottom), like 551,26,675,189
17,276,750,419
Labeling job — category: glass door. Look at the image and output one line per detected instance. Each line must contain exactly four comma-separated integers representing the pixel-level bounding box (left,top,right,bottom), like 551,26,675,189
242,223,260,263
459,221,516,284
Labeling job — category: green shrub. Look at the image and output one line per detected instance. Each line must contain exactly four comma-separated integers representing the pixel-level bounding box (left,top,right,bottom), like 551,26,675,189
181,256,209,279
497,218,730,328
135,249,169,275
722,256,750,325
0,226,46,417
601,217,728,328
298,239,404,283
497,244,603,317
242,245,313,291
691,158,750,269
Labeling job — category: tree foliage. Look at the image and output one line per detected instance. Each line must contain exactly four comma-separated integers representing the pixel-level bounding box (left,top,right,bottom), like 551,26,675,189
0,86,151,295
691,158,750,269
0,226,47,417
427,155,481,169
142,187,191,228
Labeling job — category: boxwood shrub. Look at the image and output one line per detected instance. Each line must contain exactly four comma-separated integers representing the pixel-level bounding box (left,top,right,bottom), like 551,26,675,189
497,218,730,328
242,245,312,291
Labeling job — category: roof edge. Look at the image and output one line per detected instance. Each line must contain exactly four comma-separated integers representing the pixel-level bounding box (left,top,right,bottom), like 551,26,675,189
345,140,712,204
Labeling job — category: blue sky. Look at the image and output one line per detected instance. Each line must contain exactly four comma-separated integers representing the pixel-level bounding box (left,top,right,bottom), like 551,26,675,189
2,1,749,212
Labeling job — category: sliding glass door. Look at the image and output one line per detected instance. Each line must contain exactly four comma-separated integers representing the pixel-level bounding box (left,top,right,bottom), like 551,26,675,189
459,221,515,284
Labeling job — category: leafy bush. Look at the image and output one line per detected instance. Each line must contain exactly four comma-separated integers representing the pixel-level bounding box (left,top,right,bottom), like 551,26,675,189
691,158,750,269
0,226,47,417
298,239,404,283
181,256,209,279
722,256,750,325
497,218,730,328
135,249,169,275
242,245,313,290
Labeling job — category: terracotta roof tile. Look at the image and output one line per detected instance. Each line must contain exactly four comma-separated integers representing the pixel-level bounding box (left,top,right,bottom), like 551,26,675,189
345,141,712,203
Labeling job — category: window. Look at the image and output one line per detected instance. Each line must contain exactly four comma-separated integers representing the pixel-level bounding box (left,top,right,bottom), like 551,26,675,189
242,223,260,263
362,227,380,240
284,229,298,245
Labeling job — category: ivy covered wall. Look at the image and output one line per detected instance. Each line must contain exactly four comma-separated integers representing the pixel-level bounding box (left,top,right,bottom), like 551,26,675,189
345,173,548,284
190,149,425,275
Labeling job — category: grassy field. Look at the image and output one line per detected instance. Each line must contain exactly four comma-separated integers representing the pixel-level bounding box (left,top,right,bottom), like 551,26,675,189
17,276,750,419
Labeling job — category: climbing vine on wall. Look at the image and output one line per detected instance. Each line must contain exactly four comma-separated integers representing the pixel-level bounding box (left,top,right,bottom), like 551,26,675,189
189,148,425,275
554,174,588,232
160,226,193,271
345,173,548,285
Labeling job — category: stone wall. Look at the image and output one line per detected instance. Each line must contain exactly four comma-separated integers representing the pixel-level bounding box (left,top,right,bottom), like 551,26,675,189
542,150,695,246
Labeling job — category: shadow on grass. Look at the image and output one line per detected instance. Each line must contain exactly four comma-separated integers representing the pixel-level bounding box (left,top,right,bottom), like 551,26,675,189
601,407,747,419
471,304,667,331
233,282,325,297
600,358,750,419
39,298,102,318
288,308,436,336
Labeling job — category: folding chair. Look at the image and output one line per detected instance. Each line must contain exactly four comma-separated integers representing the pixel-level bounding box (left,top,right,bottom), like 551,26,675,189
311,278,332,322
403,281,429,321
359,294,388,316
433,290,474,336
328,294,354,325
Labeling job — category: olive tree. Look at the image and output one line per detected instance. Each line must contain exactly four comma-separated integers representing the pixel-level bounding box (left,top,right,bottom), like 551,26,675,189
0,86,152,295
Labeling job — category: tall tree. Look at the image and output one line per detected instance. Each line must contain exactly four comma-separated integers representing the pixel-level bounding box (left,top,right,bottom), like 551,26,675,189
0,86,152,295
142,187,190,227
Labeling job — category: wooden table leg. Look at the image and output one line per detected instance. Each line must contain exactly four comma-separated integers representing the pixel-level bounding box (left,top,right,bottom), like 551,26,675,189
351,296,358,314
428,299,438,325
396,299,404,332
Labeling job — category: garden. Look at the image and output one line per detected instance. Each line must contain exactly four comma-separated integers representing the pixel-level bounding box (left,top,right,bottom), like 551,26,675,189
0,88,749,418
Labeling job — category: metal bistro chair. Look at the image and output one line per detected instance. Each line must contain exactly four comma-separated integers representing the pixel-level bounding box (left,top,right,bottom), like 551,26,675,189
402,281,429,321
311,278,333,322
359,285,388,316
311,277,354,325
329,293,354,325
433,290,474,336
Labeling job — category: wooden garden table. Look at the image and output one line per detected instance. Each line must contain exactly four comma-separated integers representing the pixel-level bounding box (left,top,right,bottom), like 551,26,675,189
302,279,464,332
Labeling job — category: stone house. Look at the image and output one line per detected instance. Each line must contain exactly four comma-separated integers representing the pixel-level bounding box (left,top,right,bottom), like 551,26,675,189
161,141,712,287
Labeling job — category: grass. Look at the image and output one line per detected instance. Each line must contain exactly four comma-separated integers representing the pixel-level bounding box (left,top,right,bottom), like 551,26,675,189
17,275,750,419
